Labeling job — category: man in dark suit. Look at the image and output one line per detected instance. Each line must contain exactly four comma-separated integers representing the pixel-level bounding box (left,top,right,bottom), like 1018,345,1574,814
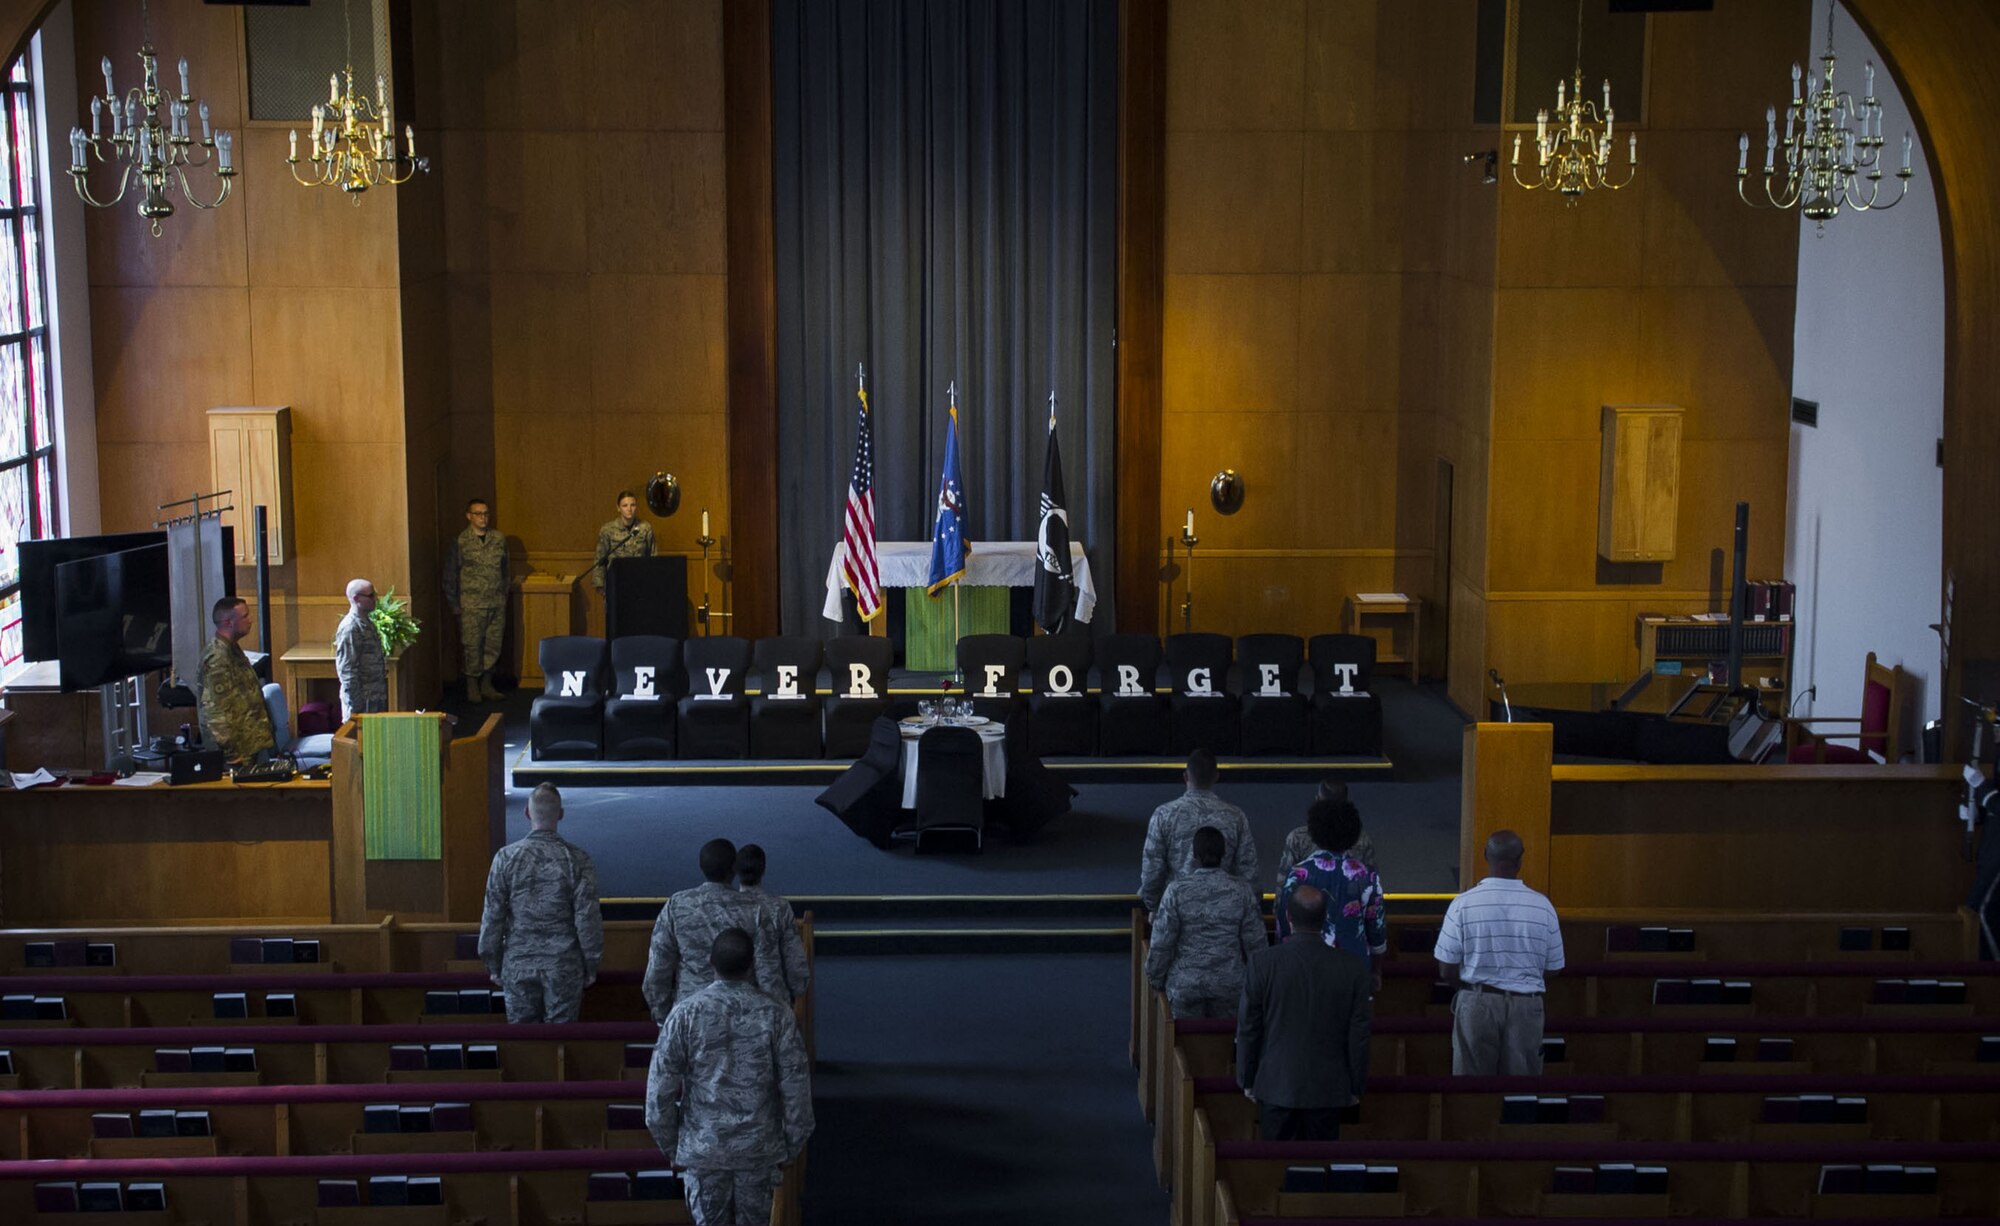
1236,883,1373,1141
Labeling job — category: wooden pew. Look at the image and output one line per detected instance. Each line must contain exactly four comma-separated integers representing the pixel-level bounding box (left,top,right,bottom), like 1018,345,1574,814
1198,1135,2000,1226
0,1021,660,1090
0,1147,806,1225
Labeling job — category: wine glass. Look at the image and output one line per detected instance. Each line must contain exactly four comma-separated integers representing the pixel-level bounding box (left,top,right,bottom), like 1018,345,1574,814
918,698,936,723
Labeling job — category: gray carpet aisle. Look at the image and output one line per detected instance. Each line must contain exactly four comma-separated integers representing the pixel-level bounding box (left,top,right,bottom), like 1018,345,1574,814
464,680,1467,1224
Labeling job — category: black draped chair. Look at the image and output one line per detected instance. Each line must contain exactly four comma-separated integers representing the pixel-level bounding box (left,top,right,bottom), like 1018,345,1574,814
529,636,608,760
957,634,1028,724
1309,632,1384,757
1238,633,1309,756
1096,634,1166,756
677,636,752,759
910,725,985,853
992,709,1076,840
1166,633,1240,754
602,635,682,759
823,636,895,758
814,717,906,848
750,636,824,759
1025,634,1095,757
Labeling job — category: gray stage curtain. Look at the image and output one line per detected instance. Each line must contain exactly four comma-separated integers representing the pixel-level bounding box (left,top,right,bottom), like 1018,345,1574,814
772,0,1119,636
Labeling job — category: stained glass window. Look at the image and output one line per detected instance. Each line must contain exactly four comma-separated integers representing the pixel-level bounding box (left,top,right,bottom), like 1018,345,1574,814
0,42,54,678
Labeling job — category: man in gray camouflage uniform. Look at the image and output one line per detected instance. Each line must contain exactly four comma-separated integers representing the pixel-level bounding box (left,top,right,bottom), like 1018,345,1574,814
333,578,390,721
591,490,656,591
647,928,814,1226
737,844,810,1005
1275,778,1377,891
478,783,603,1023
644,840,788,1019
442,497,509,705
1147,825,1267,1018
1139,748,1258,913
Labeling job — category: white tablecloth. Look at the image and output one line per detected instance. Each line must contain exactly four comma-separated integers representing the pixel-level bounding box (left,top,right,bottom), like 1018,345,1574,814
897,719,1008,809
823,540,1096,624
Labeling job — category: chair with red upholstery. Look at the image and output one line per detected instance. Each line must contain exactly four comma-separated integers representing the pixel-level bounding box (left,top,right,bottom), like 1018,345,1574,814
1785,651,1908,764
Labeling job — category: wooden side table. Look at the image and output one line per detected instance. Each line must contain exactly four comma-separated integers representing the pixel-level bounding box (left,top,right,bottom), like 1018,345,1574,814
516,573,582,686
280,643,412,714
1344,594,1422,682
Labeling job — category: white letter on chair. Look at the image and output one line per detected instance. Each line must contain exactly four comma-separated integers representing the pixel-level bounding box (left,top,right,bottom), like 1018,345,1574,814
1258,663,1282,696
1187,667,1213,696
1117,664,1143,696
628,666,657,700
775,665,800,697
1332,662,1359,695
704,667,732,697
560,670,587,697
847,663,876,698
982,664,1006,696
1046,664,1074,695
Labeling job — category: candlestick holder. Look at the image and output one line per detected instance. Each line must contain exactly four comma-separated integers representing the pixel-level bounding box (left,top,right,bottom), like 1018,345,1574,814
1179,521,1198,634
696,531,717,635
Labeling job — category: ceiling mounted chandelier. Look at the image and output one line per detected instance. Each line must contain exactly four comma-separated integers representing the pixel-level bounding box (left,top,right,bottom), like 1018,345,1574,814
1510,0,1637,204
66,0,235,237
288,0,428,198
1736,2,1912,231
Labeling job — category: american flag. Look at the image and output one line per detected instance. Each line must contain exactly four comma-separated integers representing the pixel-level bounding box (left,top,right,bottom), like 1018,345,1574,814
838,381,884,621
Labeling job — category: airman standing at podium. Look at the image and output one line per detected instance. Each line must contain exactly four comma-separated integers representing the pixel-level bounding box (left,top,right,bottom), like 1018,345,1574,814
443,497,509,706
198,596,276,765
593,490,656,592
334,578,389,721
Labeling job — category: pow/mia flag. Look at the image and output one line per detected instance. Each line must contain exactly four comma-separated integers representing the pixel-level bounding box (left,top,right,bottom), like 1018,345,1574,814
1033,397,1074,633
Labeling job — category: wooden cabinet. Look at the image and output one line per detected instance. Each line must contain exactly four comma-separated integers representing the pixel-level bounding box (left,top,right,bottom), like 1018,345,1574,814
1597,405,1682,563
207,407,294,565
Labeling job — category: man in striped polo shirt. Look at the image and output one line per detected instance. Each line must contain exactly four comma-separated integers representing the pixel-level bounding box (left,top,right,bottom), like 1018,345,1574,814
1433,830,1564,1075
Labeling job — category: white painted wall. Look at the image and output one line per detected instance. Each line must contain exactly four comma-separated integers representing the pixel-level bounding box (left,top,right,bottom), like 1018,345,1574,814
1784,0,1944,753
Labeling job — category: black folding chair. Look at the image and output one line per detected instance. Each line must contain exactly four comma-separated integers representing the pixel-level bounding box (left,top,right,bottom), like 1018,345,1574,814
910,725,985,853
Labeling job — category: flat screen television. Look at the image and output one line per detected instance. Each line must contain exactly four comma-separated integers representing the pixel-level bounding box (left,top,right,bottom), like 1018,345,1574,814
54,543,174,692
17,532,165,662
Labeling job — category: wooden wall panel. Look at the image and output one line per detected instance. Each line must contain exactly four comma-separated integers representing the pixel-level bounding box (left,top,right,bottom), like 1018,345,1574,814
1116,0,1166,632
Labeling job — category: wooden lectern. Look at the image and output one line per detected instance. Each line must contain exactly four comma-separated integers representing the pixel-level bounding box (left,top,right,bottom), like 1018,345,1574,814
329,713,506,923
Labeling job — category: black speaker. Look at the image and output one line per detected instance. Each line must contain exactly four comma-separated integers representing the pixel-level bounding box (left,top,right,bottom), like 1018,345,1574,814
606,555,689,641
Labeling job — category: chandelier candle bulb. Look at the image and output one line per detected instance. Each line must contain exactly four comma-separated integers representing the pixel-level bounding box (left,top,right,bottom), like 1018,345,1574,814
1902,132,1912,171
89,97,100,137
1602,80,1610,113
199,102,209,142
1864,61,1874,99
177,57,188,98
1628,132,1637,165
101,55,113,97
288,128,296,160
217,131,230,171
404,125,415,159
1512,133,1522,164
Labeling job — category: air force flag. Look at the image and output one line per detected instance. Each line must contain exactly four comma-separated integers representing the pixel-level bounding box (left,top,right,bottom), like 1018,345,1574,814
1033,395,1074,632
927,390,970,595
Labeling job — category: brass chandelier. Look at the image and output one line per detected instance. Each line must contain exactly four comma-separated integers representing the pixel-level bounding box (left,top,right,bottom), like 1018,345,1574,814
1737,2,1912,231
1510,0,1637,204
66,0,235,237
288,0,428,199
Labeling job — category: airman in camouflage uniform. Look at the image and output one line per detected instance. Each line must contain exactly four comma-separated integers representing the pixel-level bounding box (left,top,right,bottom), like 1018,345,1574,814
443,498,509,704
591,491,656,591
738,844,811,1004
333,578,390,721
197,597,276,763
1147,826,1268,1018
1275,780,1376,891
1139,749,1258,912
478,784,604,1023
644,840,790,1019
646,928,814,1226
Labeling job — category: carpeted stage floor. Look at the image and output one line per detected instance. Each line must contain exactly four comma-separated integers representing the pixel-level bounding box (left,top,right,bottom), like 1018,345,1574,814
457,678,1467,1225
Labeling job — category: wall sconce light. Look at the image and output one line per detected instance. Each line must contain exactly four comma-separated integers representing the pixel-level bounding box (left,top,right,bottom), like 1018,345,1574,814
1209,469,1245,515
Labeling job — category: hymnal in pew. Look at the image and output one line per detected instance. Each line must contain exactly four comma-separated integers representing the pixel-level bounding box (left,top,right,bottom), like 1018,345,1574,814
1979,1036,2000,1062
126,1183,167,1212
398,1106,432,1133
427,1043,466,1071
589,1173,633,1201
317,1180,361,1208
460,988,498,1013
32,996,66,1020
1757,1037,1794,1062
1838,926,1873,951
260,939,294,964
1638,926,1671,952
1667,929,1696,951
368,1176,411,1206
86,943,116,967
466,1044,500,1070
0,1050,13,1075
388,1045,427,1071
1568,1094,1606,1123
624,1043,651,1069
78,1183,123,1212
1862,1164,1906,1194
634,1171,682,1200
33,1183,79,1212
1798,1094,1836,1123
213,992,249,1019
293,940,321,963
408,1176,443,1206
1551,1167,1594,1194
0,995,35,1020
363,1105,401,1134
1703,1037,1736,1062
1904,1165,1939,1194
1880,926,1911,951
430,1102,473,1132
229,938,263,964
138,1110,178,1138
22,942,54,968
1651,979,1689,1005
1834,1096,1868,1124
1721,980,1754,1005
189,1046,226,1073
175,1111,213,1137
424,991,459,1015
1326,1164,1368,1194
1634,1166,1669,1195
266,993,297,1018
1534,1097,1568,1124
1501,1095,1537,1124
1363,1167,1399,1194
53,941,88,967
1541,1037,1567,1064
153,1049,193,1074
1761,1096,1801,1124
607,1103,646,1131
1596,1163,1637,1194
90,1113,134,1139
